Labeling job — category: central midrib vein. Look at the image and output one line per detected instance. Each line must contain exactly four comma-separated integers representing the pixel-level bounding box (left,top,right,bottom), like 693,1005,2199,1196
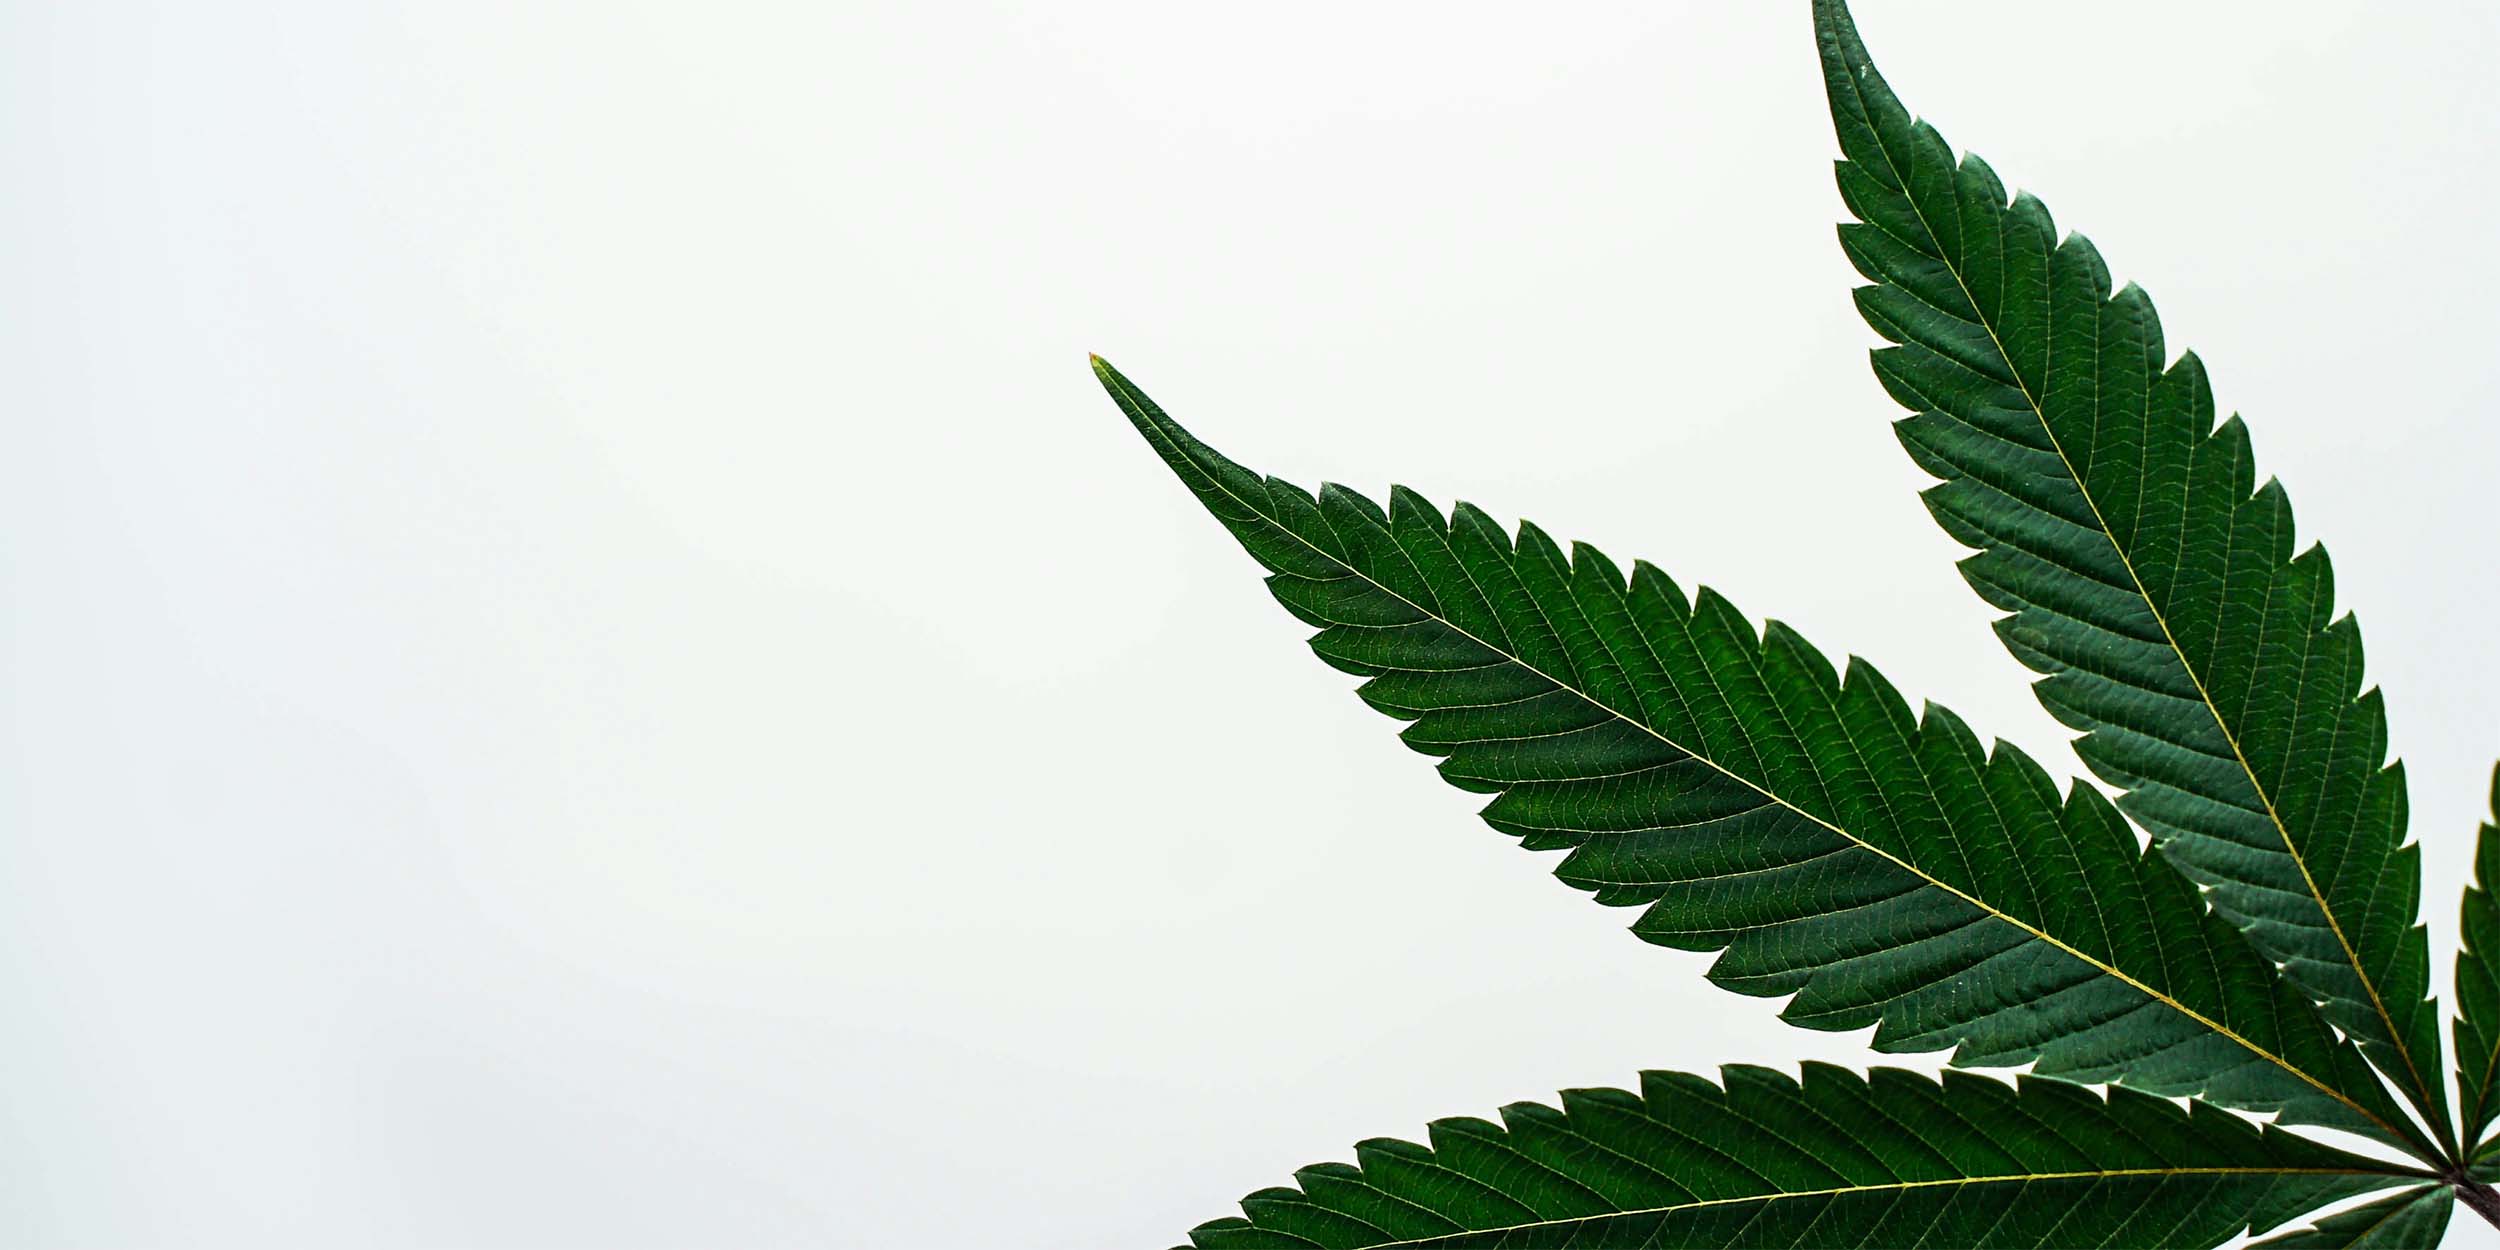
1103,367,2400,1144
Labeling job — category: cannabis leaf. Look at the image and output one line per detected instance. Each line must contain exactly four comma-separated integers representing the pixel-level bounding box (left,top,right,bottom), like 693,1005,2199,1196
2255,1187,2455,1250
1179,1065,2411,1250
2454,767,2500,1157
1092,1,2492,1244
1091,358,2412,1153
1811,0,2448,1147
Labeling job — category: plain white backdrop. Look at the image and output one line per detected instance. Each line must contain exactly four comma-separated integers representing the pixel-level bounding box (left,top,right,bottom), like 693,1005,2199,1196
7,1,2499,1246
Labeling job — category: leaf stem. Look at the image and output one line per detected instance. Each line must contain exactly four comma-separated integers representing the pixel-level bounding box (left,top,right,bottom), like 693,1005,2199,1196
2451,1171,2500,1231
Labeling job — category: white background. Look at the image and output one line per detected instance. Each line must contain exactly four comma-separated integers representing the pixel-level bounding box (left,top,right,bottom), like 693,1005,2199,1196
7,1,2499,1246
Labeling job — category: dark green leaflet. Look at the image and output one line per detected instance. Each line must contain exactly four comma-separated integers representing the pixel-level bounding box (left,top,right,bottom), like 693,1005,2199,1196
2252,1187,2454,1250
1811,0,2446,1144
2454,766,2500,1155
1091,357,2418,1152
1182,1064,2411,1250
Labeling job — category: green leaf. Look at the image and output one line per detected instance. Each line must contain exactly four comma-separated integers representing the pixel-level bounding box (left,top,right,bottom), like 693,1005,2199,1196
2251,1187,2454,1250
1091,357,2421,1154
2455,765,2500,1153
1811,0,2447,1142
1185,1064,2412,1250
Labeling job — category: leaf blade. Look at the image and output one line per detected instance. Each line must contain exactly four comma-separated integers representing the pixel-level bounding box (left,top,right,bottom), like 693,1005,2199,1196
2455,765,2500,1153
1092,357,2420,1153
1811,0,2446,1143
1186,1066,2415,1250
2250,1186,2454,1250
